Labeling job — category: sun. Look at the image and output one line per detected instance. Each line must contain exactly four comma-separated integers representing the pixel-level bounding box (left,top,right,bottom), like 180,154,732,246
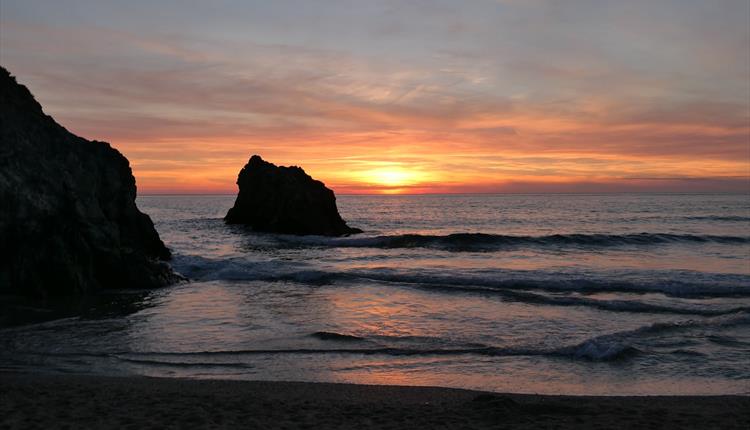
367,168,414,186
349,163,437,193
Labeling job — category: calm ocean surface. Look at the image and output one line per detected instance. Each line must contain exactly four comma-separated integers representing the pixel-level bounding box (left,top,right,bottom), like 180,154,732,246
2,194,749,395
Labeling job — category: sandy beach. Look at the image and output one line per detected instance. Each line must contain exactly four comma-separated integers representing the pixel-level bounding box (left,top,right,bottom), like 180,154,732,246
1,372,747,429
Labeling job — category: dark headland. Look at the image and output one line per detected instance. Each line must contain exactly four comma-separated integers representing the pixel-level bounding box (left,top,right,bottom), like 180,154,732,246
225,155,362,236
0,67,179,308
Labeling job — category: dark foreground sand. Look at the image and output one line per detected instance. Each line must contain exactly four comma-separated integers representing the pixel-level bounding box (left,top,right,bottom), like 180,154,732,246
1,373,748,429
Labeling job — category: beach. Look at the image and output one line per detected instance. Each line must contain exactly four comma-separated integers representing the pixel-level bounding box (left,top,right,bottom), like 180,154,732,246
1,372,748,429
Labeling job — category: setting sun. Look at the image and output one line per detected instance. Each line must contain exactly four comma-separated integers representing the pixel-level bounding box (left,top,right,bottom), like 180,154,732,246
363,168,422,187
349,166,440,193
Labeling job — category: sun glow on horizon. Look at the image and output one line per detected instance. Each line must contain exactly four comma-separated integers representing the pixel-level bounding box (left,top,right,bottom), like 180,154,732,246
353,166,438,193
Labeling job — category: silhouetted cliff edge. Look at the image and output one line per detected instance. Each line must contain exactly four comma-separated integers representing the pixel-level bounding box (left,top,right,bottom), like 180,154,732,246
225,155,362,236
0,67,179,298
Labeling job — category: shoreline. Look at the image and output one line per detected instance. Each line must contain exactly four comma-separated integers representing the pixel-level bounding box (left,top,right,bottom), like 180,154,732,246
1,372,748,429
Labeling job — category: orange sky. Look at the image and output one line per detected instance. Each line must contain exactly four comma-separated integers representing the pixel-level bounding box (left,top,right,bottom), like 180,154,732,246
1,1,748,194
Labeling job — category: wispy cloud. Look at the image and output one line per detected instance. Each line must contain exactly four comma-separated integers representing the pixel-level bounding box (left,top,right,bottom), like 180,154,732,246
1,0,748,193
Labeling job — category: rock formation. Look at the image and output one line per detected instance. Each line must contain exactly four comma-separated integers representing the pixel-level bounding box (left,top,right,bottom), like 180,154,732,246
0,67,179,298
225,155,362,236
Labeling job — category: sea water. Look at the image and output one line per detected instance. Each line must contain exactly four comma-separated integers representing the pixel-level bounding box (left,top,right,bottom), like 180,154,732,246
2,193,749,395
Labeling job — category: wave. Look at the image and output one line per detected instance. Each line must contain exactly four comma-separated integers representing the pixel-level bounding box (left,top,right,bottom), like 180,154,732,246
706,334,749,347
311,331,365,341
173,255,750,300
112,345,633,363
9,314,744,368
116,357,255,369
103,312,749,364
683,216,750,222
358,270,750,299
280,232,750,252
556,311,750,361
474,288,750,316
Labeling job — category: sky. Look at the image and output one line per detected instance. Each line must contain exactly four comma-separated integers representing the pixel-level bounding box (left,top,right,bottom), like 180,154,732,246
1,0,748,194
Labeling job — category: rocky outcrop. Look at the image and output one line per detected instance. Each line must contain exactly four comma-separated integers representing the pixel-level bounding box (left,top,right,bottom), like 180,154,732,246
0,67,179,298
225,155,362,236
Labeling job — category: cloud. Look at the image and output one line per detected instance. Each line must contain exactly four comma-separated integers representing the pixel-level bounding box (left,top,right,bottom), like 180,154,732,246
1,0,748,193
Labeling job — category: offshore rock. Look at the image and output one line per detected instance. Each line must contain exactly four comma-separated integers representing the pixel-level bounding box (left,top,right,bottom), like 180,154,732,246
0,66,180,298
225,155,362,236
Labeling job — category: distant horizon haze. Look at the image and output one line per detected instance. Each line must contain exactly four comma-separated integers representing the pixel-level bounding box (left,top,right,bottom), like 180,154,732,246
136,175,750,195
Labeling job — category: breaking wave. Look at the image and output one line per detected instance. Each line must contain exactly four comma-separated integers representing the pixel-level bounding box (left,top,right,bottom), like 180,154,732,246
683,215,750,222
101,312,749,364
173,255,750,300
279,232,750,251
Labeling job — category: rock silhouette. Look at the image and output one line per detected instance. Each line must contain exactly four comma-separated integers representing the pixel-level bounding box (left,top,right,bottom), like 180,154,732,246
225,155,362,236
0,67,179,298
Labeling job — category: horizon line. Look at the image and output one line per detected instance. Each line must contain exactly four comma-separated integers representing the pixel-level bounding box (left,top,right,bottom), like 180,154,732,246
138,190,750,197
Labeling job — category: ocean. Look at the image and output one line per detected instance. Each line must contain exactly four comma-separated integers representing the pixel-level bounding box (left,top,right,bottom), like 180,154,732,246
2,193,749,395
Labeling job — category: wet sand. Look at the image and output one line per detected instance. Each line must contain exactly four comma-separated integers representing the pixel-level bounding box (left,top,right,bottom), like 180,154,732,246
1,372,748,429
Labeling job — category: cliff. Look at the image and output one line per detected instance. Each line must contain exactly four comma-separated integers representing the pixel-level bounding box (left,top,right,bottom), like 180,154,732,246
0,67,179,298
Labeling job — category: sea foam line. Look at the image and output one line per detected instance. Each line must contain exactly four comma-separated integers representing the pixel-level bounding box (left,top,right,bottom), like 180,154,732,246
89,311,746,363
172,255,750,300
278,232,750,251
